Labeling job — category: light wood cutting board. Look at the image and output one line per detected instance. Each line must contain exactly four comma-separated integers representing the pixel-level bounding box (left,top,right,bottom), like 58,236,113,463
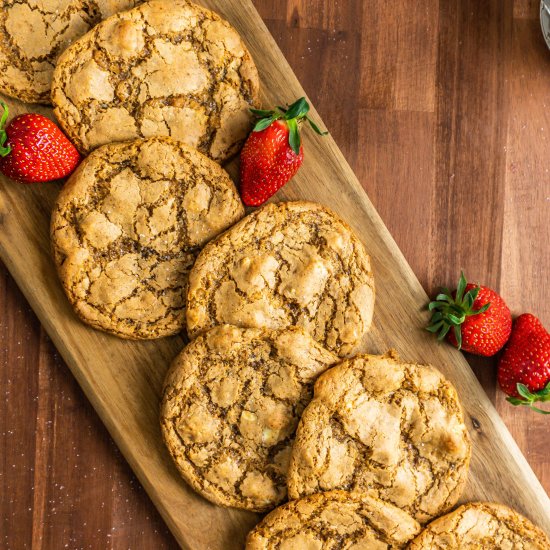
0,1,549,548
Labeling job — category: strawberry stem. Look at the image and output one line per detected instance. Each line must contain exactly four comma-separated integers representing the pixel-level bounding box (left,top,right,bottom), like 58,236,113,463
427,271,490,350
250,97,328,155
0,101,11,157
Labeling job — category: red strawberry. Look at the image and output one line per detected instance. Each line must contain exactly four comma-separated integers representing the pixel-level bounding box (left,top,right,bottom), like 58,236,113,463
427,272,512,356
0,101,80,183
240,97,327,206
497,313,550,414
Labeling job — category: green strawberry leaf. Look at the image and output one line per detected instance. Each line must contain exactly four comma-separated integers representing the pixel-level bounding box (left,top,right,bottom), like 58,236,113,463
537,385,550,399
506,396,524,406
439,324,451,339
466,286,480,301
0,101,11,157
430,312,443,323
471,302,491,315
426,321,444,333
464,290,474,309
456,271,467,302
517,384,533,401
253,116,276,132
428,300,449,311
306,117,329,135
529,381,550,402
0,102,8,131
516,383,533,400
250,108,276,117
287,118,301,155
447,313,465,325
454,325,462,350
284,97,309,120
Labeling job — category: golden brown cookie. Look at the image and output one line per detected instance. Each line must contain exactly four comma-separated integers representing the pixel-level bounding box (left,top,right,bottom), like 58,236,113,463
0,0,139,104
408,502,550,549
186,201,375,357
287,351,471,523
51,137,244,339
160,325,338,511
246,490,422,550
51,0,260,161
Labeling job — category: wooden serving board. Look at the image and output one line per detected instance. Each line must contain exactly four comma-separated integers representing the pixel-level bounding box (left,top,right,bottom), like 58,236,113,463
0,1,549,548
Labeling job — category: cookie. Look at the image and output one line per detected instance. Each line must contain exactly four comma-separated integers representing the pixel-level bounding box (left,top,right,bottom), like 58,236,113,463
160,325,338,511
0,0,139,104
246,490,421,550
50,137,244,339
287,351,471,523
186,201,375,357
51,0,260,161
408,502,550,549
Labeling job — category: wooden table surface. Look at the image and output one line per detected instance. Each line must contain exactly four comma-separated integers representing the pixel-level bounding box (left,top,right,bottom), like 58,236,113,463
1,1,549,548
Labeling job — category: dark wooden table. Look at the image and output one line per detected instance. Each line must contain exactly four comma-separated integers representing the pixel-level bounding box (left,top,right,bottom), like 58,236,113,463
1,1,549,548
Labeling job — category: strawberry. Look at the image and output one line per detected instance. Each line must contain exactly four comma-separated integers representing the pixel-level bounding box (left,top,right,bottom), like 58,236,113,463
240,97,327,206
497,313,550,414
0,101,80,183
427,272,512,356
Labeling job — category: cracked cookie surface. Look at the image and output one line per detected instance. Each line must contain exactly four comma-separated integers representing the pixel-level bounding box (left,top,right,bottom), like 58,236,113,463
0,0,139,104
287,351,471,523
51,0,260,161
408,502,550,549
245,490,421,550
160,325,338,511
186,201,375,357
51,137,244,339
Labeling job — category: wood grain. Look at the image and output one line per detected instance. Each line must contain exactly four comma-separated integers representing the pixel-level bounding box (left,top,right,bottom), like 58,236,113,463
1,1,549,548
